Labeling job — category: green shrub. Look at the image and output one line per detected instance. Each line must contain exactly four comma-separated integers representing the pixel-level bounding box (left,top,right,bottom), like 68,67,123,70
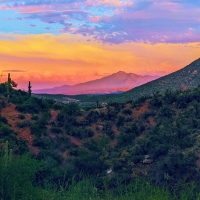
50,127,63,134
122,108,132,115
15,139,29,155
74,152,108,175
70,127,94,139
0,153,42,200
15,97,49,114
86,111,100,124
0,115,8,124
0,124,13,137
31,115,39,120
18,114,25,120
0,100,6,111
16,102,40,113
32,138,49,148
116,116,125,127
117,131,136,147
30,122,47,137
17,120,31,128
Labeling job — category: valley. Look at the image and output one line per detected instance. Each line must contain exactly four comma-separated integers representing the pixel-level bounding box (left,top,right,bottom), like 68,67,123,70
1,64,200,198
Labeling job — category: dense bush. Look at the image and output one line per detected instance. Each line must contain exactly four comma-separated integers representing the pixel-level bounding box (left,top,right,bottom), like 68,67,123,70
122,108,132,115
74,151,108,175
117,131,136,147
0,115,8,124
69,127,94,139
150,147,198,184
103,122,115,139
84,136,110,152
63,103,81,116
31,115,39,120
16,100,40,113
86,111,100,124
18,114,25,120
15,139,29,155
50,127,63,134
116,116,125,127
17,120,31,128
16,97,50,114
0,100,6,111
30,122,47,137
0,124,13,137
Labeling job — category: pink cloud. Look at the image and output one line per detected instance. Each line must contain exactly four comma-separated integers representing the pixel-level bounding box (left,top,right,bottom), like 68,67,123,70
88,15,110,23
86,0,133,7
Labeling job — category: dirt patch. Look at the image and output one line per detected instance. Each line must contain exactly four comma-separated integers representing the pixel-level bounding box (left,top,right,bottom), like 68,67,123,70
62,150,68,159
125,103,131,109
77,116,84,121
110,139,117,148
149,117,156,126
196,159,200,168
132,101,149,120
1,103,39,154
49,109,59,123
49,133,56,139
70,136,82,146
1,103,19,126
113,125,120,136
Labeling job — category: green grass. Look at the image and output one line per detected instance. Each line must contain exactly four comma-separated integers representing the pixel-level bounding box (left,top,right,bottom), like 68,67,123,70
1,153,199,200
31,179,200,200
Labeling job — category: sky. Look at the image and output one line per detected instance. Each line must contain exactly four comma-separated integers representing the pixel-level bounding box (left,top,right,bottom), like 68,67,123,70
0,0,200,89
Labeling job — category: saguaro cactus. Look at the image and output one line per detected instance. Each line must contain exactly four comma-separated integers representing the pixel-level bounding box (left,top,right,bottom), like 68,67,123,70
7,73,11,100
28,81,32,97
4,140,8,166
96,100,99,108
0,71,3,83
4,141,12,167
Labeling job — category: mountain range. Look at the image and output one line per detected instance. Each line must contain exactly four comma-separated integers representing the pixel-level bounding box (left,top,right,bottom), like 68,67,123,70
33,71,160,95
86,58,200,103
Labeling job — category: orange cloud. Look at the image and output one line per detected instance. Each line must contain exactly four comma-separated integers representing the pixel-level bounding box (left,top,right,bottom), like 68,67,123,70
0,33,199,89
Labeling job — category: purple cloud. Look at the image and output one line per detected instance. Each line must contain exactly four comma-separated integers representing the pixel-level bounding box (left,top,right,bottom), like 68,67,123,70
3,70,27,72
0,0,199,44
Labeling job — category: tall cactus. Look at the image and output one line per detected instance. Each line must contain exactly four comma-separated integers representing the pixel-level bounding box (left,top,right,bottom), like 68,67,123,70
4,141,9,167
7,73,11,100
0,71,3,83
4,141,12,167
28,81,32,97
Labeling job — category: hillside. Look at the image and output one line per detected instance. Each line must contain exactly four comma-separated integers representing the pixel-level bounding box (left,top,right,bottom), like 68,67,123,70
1,82,200,199
33,71,159,95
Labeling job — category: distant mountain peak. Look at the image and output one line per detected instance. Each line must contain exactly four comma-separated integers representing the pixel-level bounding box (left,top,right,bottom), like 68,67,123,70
111,71,127,76
117,70,124,73
33,71,160,95
110,71,139,79
105,58,200,102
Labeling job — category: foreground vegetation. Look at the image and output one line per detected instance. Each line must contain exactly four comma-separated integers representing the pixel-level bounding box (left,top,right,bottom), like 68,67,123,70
1,151,199,200
1,75,200,199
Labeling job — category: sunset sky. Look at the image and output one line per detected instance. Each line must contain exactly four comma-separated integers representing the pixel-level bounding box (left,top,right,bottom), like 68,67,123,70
0,0,200,89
